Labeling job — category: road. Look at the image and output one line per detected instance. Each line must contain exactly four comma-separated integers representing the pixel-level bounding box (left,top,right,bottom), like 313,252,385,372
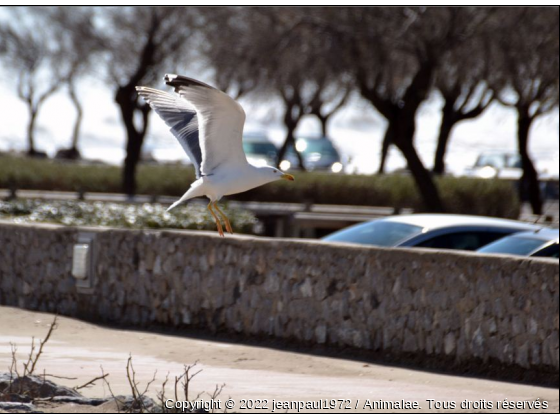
0,307,557,413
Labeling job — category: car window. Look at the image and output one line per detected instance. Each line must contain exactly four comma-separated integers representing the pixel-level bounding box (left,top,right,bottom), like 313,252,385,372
243,142,278,158
507,155,522,168
323,221,423,247
305,142,337,155
415,231,508,251
532,243,559,259
476,154,505,168
478,237,548,256
296,139,339,157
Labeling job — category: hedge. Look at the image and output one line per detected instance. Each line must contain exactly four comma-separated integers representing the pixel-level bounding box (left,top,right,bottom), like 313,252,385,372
0,155,520,219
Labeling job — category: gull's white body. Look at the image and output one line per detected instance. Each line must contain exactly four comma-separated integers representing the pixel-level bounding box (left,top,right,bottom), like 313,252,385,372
136,74,293,235
172,163,279,208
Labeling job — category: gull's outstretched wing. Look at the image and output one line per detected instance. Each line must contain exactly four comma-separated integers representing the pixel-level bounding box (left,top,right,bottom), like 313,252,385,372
164,74,247,176
136,86,203,178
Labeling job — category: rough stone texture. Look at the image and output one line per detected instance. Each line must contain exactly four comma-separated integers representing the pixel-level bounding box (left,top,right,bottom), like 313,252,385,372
0,374,81,399
0,221,558,377
0,401,36,412
0,371,152,413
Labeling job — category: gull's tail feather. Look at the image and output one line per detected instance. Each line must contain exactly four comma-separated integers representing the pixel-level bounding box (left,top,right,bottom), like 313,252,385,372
166,200,183,213
166,180,205,212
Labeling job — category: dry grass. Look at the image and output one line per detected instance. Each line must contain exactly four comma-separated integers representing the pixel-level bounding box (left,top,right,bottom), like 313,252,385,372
1,315,227,413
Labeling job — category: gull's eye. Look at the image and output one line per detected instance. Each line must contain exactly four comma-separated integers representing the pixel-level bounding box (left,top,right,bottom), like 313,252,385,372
273,170,277,173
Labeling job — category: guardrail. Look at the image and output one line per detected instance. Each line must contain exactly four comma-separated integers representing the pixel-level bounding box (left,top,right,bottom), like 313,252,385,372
2,188,557,236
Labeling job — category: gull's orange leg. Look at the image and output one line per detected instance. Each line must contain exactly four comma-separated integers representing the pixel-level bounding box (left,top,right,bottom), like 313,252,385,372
213,202,233,234
207,202,224,237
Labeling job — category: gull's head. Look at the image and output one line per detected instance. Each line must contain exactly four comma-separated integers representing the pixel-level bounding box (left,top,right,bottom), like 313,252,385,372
256,166,295,183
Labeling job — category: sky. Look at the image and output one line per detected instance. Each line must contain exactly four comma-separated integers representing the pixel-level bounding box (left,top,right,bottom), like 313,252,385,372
0,71,558,178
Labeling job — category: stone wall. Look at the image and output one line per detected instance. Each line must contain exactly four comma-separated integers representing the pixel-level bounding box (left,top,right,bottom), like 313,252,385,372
0,221,558,380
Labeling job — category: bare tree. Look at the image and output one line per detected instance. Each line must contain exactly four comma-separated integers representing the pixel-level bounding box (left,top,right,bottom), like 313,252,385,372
199,7,307,168
0,7,67,156
275,81,311,170
197,7,262,99
432,25,496,175
39,7,101,160
199,7,352,170
99,7,199,196
268,8,353,167
494,8,559,215
348,8,455,211
333,7,493,212
306,81,351,138
273,77,350,168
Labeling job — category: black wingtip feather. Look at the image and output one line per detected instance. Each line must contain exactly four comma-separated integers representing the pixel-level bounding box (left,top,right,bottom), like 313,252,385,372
164,74,215,90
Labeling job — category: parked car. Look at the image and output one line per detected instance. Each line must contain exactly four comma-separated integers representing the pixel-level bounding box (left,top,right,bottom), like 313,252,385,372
242,133,278,167
279,136,344,173
464,151,523,179
321,214,541,251
477,228,559,258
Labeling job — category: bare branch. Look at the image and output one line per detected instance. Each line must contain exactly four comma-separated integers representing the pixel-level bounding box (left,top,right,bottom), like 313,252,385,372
74,373,109,391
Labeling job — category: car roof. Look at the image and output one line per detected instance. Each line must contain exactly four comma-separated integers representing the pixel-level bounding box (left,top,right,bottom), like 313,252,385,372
504,228,559,242
476,150,520,157
381,214,540,231
297,136,332,142
243,133,271,142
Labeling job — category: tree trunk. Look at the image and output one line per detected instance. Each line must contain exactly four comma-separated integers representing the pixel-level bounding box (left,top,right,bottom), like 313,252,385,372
277,122,306,170
117,85,149,197
377,128,392,174
517,111,542,215
358,57,441,209
277,100,306,171
398,139,446,213
432,104,456,175
391,116,446,213
319,114,328,137
69,82,83,153
277,127,293,164
123,130,144,197
26,106,37,156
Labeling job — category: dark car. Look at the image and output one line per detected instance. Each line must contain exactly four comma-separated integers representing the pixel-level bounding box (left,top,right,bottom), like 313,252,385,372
322,214,542,251
242,133,278,167
280,136,344,173
465,151,522,179
477,228,559,258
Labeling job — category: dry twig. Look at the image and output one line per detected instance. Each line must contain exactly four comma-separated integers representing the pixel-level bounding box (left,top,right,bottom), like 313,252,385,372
74,373,109,391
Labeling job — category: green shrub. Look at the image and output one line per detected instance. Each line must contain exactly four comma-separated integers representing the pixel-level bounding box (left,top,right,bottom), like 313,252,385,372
438,177,520,219
0,155,520,218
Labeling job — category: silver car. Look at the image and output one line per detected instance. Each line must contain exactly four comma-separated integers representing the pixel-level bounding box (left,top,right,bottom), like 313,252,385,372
478,228,559,258
322,214,542,251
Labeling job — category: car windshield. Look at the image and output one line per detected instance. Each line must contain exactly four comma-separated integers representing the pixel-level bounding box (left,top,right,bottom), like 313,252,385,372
243,142,278,157
475,153,521,169
323,220,423,247
295,139,339,157
478,237,548,256
506,155,522,168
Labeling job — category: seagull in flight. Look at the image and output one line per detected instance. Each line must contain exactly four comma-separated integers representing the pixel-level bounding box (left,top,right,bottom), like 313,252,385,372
136,75,295,237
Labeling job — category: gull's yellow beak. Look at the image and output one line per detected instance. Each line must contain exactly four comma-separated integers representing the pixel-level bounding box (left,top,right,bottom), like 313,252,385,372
281,173,295,181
